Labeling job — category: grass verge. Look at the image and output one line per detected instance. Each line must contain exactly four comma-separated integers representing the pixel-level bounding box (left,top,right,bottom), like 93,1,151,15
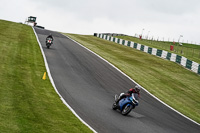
0,20,92,133
65,33,200,124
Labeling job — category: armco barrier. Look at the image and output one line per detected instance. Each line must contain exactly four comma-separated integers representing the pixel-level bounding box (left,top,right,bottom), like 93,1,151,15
95,33,200,75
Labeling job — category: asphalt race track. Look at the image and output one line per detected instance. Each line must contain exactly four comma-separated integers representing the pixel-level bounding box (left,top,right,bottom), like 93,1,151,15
34,27,200,133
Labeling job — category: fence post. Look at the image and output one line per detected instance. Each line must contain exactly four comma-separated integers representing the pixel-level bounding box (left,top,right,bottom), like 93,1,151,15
192,48,194,57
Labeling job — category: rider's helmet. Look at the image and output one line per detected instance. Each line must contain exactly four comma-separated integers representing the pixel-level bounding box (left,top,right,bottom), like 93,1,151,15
135,85,141,92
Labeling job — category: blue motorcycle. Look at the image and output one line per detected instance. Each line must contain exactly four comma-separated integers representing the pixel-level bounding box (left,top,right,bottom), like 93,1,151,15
112,94,139,115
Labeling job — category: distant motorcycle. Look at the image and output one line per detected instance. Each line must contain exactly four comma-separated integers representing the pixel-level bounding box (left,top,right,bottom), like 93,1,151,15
46,38,53,49
112,94,138,115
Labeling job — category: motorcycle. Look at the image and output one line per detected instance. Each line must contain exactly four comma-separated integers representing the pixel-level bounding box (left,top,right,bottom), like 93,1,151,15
46,38,53,49
112,94,139,115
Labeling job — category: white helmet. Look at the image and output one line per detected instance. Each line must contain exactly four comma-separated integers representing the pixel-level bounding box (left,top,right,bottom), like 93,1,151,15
135,85,141,92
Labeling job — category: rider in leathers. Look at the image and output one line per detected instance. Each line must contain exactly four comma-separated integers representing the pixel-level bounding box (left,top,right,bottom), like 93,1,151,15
46,33,54,42
116,85,141,104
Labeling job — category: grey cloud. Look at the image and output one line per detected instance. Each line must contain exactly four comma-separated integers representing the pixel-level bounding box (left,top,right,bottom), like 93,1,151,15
140,0,200,15
1,0,200,43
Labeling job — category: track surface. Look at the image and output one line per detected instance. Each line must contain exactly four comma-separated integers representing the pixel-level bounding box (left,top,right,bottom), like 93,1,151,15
34,27,200,133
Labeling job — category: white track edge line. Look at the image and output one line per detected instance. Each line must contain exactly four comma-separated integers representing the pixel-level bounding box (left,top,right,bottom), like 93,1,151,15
32,27,97,133
63,33,200,126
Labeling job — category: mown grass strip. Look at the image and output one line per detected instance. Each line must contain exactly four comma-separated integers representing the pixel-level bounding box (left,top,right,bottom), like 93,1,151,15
65,33,200,124
0,20,92,133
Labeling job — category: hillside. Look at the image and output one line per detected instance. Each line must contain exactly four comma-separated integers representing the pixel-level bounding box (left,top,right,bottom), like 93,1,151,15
0,19,199,132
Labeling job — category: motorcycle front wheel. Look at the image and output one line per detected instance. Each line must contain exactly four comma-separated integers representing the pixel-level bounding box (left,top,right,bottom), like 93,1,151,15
121,104,133,116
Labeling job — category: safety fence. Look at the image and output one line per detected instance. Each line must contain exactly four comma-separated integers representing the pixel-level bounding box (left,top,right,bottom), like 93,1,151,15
95,33,200,75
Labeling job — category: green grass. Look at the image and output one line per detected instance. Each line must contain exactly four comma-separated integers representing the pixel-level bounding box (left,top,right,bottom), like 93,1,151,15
65,33,200,124
0,20,92,133
115,36,200,64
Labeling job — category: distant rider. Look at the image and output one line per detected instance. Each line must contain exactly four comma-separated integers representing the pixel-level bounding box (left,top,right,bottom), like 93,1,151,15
115,85,141,104
46,33,54,42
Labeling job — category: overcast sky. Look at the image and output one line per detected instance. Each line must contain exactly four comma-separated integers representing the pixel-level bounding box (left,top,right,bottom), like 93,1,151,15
1,0,200,44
